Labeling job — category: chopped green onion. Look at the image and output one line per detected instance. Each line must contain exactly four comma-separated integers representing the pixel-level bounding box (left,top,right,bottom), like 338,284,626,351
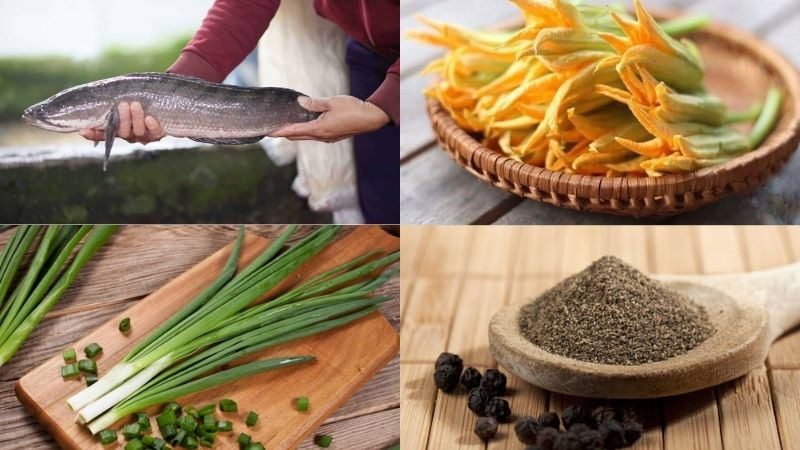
164,401,181,415
122,423,141,440
98,429,117,445
219,398,238,412
124,438,144,450
183,405,198,418
237,433,252,447
199,437,214,448
296,396,309,412
246,411,258,426
84,343,103,359
63,348,77,363
141,435,155,446
156,409,177,428
61,364,79,379
196,428,215,443
202,414,218,432
245,443,265,450
160,424,177,440
217,420,233,432
171,429,187,446
183,435,198,449
198,403,215,416
85,373,99,387
178,414,197,433
151,437,168,450
78,359,97,374
119,317,131,333
315,434,333,448
135,412,151,431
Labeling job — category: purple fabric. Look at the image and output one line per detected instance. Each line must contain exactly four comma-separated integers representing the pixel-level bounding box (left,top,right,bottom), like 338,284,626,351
346,39,399,224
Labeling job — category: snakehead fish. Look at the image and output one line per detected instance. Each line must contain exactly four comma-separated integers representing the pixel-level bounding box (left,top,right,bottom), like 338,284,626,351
21,72,319,171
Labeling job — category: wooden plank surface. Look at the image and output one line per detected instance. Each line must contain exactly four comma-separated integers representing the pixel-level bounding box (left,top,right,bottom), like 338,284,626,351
400,225,800,449
0,226,400,450
400,0,800,225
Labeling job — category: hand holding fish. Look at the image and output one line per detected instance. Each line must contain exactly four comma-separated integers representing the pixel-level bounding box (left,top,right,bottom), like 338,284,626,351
270,96,390,143
79,102,165,145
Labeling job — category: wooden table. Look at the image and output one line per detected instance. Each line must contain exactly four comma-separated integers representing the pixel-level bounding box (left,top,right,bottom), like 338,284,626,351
400,225,800,449
400,0,800,224
0,226,399,450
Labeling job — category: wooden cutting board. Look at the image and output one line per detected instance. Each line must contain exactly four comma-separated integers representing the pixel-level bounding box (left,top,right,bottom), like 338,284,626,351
16,226,400,450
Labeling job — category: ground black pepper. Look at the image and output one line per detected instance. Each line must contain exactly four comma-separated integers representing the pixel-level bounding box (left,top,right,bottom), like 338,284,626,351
433,364,461,392
474,417,498,441
514,416,540,444
484,398,511,422
519,256,714,365
480,368,507,396
467,387,491,415
460,367,482,389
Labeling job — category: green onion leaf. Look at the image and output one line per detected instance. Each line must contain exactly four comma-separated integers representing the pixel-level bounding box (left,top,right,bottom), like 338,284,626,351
122,423,141,440
246,411,258,426
63,348,77,363
84,343,103,359
219,398,238,412
85,373,99,387
296,396,309,412
78,359,97,374
315,434,333,448
61,364,79,379
98,429,117,445
119,317,131,333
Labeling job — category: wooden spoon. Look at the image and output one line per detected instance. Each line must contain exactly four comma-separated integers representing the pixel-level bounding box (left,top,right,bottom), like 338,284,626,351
488,262,800,399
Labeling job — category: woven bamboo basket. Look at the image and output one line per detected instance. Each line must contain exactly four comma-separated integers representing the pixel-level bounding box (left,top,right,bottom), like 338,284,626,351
427,20,800,218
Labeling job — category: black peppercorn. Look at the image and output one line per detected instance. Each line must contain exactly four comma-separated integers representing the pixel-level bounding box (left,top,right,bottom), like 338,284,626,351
623,420,643,445
467,387,491,415
567,423,590,435
538,411,561,430
433,364,461,392
435,352,463,372
474,417,498,441
480,368,507,396
620,405,640,424
484,397,511,422
536,427,559,450
553,432,582,450
561,405,589,429
599,419,625,449
460,367,482,390
514,416,541,444
578,429,604,450
591,405,618,427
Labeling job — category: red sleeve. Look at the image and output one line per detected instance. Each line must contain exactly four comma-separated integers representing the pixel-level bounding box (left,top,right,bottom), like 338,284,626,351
366,58,400,125
168,0,281,82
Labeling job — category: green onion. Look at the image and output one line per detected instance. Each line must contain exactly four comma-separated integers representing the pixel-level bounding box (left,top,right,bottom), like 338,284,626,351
63,348,77,363
199,437,214,448
202,414,218,432
135,412,151,431
198,403,215,416
119,317,131,333
151,437,168,450
315,434,333,448
84,343,103,359
122,423,141,440
219,399,237,412
178,414,197,433
98,429,117,445
217,420,233,432
61,364,80,379
124,438,144,450
0,226,116,368
296,397,309,412
160,424,177,440
197,428,215,442
184,405,199,418
141,435,155,446
183,435,198,449
164,401,181,415
246,443,265,450
246,411,258,426
156,408,177,428
171,429,187,446
78,359,97,374
237,433,252,447
86,373,99,386
66,225,398,437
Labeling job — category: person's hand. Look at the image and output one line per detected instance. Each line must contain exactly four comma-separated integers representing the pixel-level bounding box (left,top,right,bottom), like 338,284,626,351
79,101,166,144
270,95,391,143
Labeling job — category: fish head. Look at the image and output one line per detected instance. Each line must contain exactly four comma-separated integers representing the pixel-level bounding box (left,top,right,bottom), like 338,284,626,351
22,86,112,132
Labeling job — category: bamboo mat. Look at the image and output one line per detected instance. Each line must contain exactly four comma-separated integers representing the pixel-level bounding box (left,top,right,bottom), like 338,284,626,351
400,226,800,449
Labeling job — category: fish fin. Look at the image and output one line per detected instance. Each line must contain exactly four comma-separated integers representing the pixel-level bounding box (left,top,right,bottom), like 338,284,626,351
190,136,265,145
103,106,119,172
